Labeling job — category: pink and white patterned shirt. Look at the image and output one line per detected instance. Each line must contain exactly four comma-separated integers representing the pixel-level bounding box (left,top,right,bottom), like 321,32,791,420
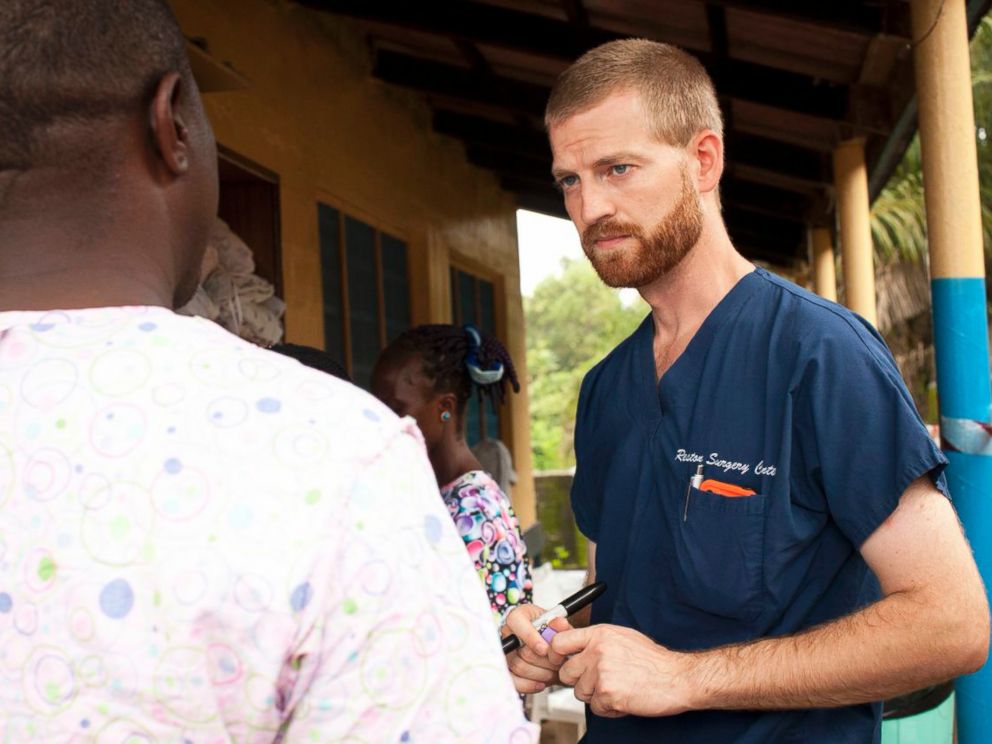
0,306,536,743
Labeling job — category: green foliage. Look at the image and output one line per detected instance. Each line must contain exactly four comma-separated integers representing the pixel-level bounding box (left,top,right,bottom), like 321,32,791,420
870,140,927,263
525,257,647,470
534,472,589,569
870,15,992,267
550,545,572,569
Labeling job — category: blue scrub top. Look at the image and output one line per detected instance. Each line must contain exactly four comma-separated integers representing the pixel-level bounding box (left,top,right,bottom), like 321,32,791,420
572,268,948,744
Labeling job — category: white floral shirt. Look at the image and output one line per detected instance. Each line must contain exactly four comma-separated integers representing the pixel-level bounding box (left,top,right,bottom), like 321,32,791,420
0,307,536,743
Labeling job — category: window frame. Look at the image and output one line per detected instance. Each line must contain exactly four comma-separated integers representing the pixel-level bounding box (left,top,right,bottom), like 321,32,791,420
316,195,412,384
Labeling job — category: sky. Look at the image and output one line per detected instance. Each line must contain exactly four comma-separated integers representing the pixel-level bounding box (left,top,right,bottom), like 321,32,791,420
515,209,640,305
515,209,582,297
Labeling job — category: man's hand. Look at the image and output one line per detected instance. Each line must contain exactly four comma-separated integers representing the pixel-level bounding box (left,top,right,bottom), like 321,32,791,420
502,604,572,694
553,624,695,718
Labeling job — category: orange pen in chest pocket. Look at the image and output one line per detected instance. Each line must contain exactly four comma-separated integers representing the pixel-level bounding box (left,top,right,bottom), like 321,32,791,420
699,479,757,498
683,465,757,521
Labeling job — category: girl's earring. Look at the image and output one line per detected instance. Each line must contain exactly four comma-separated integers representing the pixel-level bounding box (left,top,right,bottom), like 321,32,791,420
441,411,452,423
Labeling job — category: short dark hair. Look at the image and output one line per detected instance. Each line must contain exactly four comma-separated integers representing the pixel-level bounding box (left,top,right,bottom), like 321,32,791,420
270,343,351,383
0,0,189,171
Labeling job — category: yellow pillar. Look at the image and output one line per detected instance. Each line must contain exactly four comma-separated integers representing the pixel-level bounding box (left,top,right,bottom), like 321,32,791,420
833,139,878,327
910,1,991,738
810,226,837,302
912,0,985,281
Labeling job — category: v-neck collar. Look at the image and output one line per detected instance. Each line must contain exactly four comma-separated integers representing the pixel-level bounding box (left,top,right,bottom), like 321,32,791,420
635,267,765,417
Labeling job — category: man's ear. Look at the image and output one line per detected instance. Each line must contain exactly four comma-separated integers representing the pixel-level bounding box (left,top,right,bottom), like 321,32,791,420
692,129,724,196
149,72,190,176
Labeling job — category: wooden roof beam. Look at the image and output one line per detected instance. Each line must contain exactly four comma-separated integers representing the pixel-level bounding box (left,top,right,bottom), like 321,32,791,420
376,52,549,115
705,3,733,130
435,110,828,187
560,0,588,30
702,0,911,38
297,0,605,60
720,180,816,223
310,0,858,124
378,50,851,128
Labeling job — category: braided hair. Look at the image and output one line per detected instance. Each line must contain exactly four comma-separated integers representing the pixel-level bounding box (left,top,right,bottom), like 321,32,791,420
380,325,520,421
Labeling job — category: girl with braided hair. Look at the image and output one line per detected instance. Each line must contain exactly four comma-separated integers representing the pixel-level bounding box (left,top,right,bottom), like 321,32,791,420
372,324,533,623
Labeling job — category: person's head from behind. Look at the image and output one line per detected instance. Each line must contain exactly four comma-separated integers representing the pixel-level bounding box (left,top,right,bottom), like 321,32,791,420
371,325,519,463
546,39,724,289
270,342,351,383
0,0,218,308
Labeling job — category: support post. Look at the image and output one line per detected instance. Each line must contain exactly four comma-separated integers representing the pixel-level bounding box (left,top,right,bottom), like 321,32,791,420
833,139,878,326
810,226,838,302
912,0,992,739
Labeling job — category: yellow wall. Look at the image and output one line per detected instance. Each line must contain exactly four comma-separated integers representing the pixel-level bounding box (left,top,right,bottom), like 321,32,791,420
170,0,536,525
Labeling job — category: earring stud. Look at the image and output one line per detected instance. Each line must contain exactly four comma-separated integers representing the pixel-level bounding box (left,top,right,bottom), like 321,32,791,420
441,411,452,422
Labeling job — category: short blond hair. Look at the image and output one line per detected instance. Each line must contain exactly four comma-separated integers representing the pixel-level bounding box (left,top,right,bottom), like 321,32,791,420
545,39,723,146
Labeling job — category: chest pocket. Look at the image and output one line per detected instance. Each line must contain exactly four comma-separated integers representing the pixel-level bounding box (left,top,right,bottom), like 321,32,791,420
670,487,768,623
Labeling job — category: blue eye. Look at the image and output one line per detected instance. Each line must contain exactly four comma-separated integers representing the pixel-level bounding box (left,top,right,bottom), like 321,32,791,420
610,164,630,176
558,175,578,189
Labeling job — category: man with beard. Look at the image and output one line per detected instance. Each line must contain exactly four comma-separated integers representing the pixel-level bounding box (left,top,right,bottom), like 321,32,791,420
503,39,988,743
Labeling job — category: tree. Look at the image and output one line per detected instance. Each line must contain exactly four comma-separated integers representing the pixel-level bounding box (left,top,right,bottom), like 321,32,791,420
525,257,646,470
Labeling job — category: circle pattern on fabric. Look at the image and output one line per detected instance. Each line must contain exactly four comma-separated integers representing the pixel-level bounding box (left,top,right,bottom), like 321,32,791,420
0,444,16,509
24,646,76,713
233,574,272,613
153,647,216,723
256,397,281,414
80,483,153,566
205,397,249,429
24,448,71,503
274,427,328,468
89,350,152,397
25,549,57,593
20,359,78,409
289,582,312,613
151,466,210,522
360,629,426,710
151,383,185,407
89,404,147,458
99,579,134,619
207,643,243,686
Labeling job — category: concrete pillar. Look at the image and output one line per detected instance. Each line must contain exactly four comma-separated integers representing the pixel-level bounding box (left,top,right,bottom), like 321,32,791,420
911,0,992,739
810,226,837,302
833,139,878,326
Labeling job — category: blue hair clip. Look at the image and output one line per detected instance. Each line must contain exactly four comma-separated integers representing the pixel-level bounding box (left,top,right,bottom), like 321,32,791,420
463,325,505,386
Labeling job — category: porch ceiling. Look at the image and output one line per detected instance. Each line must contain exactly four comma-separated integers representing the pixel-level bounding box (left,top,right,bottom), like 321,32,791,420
295,0,992,270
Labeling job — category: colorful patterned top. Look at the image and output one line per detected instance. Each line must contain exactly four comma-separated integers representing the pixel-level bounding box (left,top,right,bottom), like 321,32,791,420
0,306,537,743
440,471,533,623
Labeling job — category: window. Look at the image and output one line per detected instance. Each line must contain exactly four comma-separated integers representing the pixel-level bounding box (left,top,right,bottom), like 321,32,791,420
450,265,501,447
218,148,282,297
317,203,411,389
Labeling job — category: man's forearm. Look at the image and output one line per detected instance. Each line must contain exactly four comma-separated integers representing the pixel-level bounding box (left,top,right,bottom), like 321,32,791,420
685,589,985,711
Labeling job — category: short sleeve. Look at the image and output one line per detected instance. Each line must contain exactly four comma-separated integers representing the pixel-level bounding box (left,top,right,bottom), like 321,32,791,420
795,318,948,548
571,373,603,542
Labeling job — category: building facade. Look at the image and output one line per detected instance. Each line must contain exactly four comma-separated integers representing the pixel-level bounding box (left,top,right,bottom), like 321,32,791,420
171,0,537,524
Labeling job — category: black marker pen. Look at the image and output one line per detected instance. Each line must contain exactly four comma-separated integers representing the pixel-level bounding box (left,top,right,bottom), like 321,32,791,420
502,581,607,654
